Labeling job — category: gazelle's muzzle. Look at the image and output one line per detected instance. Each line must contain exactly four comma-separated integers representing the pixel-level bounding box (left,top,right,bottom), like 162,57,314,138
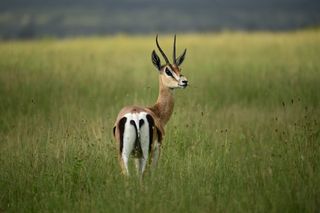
178,75,188,88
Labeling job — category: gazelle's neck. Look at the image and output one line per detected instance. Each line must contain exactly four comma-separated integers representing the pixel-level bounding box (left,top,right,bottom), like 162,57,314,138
149,76,174,126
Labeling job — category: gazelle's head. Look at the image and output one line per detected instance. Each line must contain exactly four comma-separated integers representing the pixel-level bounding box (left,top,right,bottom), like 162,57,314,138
151,35,188,89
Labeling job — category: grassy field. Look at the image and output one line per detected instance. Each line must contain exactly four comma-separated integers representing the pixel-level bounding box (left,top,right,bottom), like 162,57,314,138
0,30,320,212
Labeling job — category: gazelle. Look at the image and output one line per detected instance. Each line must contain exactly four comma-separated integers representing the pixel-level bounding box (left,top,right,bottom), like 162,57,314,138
113,35,188,178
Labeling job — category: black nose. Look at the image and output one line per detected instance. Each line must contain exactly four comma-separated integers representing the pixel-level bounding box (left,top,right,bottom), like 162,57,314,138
182,80,188,85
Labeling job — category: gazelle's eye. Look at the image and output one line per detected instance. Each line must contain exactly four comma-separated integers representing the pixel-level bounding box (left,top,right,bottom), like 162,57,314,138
165,68,173,77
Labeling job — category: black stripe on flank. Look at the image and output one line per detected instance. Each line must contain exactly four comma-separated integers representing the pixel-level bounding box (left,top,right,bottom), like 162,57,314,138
157,128,162,143
146,114,154,152
118,117,127,154
113,126,116,137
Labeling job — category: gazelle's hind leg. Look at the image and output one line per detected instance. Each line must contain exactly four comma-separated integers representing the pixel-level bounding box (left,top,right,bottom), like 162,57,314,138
135,115,150,178
120,117,137,176
134,158,146,176
151,141,161,169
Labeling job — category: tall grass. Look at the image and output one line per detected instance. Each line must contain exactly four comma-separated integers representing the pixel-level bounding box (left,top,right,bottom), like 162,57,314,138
0,30,320,212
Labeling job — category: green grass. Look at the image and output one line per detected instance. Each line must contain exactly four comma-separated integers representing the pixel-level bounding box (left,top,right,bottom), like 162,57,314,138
0,30,320,212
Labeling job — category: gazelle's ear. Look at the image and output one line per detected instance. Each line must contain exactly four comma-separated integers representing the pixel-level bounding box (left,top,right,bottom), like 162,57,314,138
151,50,161,70
176,49,187,66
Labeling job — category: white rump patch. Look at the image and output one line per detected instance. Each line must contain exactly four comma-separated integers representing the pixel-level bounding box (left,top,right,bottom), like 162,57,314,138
121,112,151,176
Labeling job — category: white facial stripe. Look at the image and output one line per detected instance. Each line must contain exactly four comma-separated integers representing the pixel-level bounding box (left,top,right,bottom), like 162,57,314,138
172,71,180,81
166,66,180,81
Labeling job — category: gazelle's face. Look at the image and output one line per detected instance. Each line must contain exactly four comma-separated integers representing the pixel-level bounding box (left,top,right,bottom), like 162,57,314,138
151,35,188,90
160,64,188,89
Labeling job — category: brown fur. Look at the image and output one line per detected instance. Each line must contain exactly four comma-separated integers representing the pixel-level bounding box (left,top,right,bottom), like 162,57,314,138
113,36,187,176
113,68,178,175
147,75,175,126
113,65,181,144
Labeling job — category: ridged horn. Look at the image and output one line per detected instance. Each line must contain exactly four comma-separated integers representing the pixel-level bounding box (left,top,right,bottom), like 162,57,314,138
173,34,176,64
156,35,170,64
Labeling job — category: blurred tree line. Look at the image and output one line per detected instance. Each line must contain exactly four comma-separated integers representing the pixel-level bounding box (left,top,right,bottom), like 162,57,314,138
0,0,319,39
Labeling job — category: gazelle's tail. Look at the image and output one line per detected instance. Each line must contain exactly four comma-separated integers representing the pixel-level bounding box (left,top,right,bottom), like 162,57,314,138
130,120,143,158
